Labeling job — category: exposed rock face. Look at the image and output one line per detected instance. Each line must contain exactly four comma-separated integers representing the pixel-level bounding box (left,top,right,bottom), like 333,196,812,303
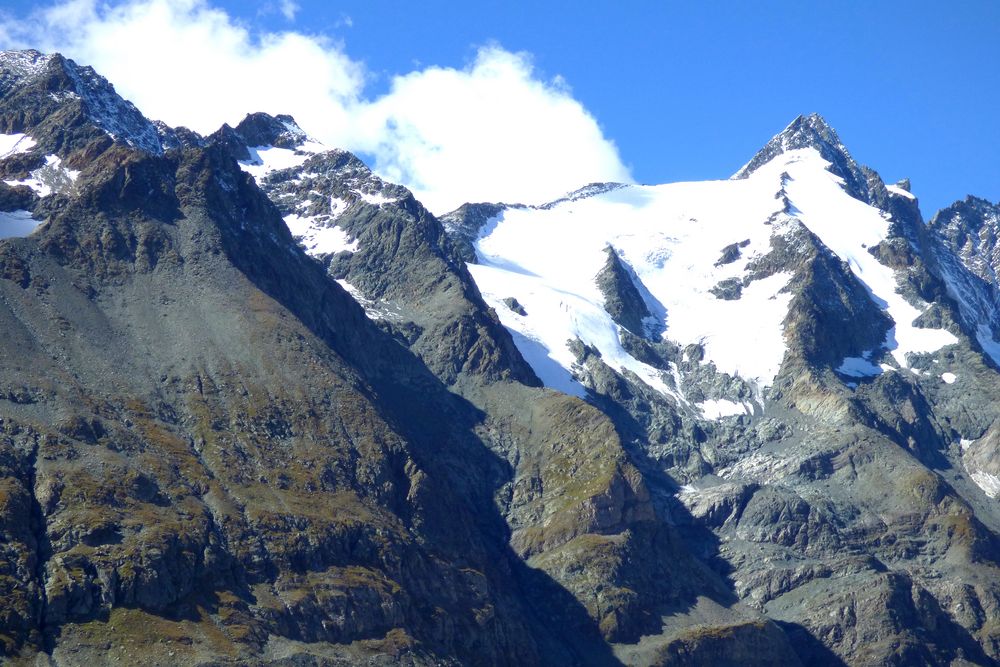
0,145,557,665
595,246,659,338
932,196,1000,290
964,420,1000,499
0,50,173,158
251,147,540,388
439,201,510,264
3,49,1000,667
502,296,527,316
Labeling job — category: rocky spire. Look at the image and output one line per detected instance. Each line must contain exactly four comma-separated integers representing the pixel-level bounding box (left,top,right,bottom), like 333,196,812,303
233,112,310,149
733,113,873,203
595,246,658,338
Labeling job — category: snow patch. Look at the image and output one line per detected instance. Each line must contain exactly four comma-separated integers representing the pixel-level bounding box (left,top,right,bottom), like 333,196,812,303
336,278,363,301
284,213,359,256
717,451,791,485
334,278,398,322
0,210,43,238
885,184,916,200
49,91,80,103
837,355,883,378
239,142,324,181
975,325,1000,366
941,372,957,384
329,196,350,219
299,140,328,155
356,190,398,206
0,133,36,158
699,399,751,419
970,470,1000,499
3,155,80,197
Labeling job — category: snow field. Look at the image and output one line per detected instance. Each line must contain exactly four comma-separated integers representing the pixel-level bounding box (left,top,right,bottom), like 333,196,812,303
4,154,80,197
0,210,43,238
467,146,960,417
470,173,794,410
0,132,36,158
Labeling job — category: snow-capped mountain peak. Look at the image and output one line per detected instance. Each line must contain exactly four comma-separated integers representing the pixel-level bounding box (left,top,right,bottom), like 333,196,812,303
0,49,54,90
450,116,967,420
734,113,876,205
210,111,326,181
0,49,173,155
6,52,1000,665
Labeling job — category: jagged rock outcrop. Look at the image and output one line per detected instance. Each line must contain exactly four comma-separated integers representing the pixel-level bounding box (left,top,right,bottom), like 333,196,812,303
931,197,1000,289
439,201,510,264
0,50,176,161
596,246,659,338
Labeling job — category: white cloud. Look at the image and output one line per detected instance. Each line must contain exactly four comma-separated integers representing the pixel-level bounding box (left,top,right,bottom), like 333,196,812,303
354,46,632,212
279,0,299,21
5,0,363,139
0,0,632,213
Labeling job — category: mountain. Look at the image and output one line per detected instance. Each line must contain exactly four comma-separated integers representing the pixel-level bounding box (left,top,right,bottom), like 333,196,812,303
438,113,1000,665
1,50,1000,667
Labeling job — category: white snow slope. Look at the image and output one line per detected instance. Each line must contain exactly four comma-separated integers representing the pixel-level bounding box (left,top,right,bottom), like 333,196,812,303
467,147,957,415
0,132,37,158
0,210,43,238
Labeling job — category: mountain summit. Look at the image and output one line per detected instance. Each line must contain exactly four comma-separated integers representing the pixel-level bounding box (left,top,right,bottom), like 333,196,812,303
2,50,1000,667
733,113,878,202
0,49,173,155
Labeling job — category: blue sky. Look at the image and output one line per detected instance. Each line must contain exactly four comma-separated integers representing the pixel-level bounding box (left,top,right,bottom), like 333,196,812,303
2,0,997,215
268,0,1000,216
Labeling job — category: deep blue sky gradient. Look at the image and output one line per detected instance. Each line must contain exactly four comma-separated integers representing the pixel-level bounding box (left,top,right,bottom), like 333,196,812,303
8,0,998,216
256,0,1000,217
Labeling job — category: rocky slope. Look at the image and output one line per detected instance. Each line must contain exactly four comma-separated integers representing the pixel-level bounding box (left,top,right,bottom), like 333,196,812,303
1,50,1000,667
220,106,796,664
443,115,1000,666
